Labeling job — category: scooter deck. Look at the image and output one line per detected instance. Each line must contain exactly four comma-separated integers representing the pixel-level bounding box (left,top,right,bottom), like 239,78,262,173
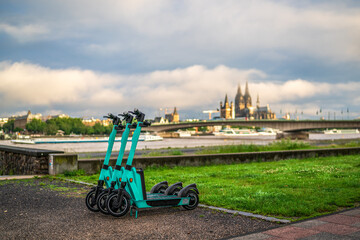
133,193,190,208
146,193,180,200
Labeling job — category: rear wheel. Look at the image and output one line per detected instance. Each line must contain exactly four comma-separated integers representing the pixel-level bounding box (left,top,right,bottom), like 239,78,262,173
153,184,168,194
151,183,168,194
97,191,110,215
167,186,182,196
85,189,100,212
181,191,199,210
107,193,130,217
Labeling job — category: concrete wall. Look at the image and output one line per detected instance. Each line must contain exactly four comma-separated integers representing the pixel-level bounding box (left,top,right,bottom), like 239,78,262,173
49,154,78,175
78,147,360,174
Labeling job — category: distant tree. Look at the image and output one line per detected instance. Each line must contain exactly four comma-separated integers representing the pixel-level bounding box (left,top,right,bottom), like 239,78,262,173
72,118,87,134
26,119,46,133
85,126,95,135
44,122,59,135
2,120,14,133
93,122,105,134
104,124,113,135
14,127,23,132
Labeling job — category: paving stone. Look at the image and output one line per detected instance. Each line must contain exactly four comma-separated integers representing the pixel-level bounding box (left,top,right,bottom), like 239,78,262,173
311,223,359,235
351,222,360,228
346,230,360,239
292,220,327,229
319,214,360,226
264,226,320,239
230,232,273,240
299,232,354,240
340,209,360,217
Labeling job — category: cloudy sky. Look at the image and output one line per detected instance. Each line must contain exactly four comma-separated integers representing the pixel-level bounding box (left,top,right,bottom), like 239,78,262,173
1,0,359,119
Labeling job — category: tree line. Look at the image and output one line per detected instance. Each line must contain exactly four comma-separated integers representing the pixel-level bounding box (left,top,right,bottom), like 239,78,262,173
1,118,113,135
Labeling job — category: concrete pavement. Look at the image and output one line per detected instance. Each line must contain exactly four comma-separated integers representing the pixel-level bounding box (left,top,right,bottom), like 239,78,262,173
230,208,360,240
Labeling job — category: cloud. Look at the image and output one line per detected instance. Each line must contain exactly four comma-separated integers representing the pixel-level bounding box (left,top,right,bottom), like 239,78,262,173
0,61,359,118
1,0,360,64
0,23,49,43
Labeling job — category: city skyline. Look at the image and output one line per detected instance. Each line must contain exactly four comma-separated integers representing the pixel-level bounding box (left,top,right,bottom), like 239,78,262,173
0,1,359,119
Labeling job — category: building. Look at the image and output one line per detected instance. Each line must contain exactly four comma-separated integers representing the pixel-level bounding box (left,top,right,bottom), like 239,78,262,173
0,118,8,127
165,107,180,123
153,117,169,124
219,94,235,119
13,110,43,130
220,81,276,120
82,117,111,127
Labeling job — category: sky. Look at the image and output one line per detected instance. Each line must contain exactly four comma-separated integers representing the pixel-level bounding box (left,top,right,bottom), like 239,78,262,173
0,0,359,120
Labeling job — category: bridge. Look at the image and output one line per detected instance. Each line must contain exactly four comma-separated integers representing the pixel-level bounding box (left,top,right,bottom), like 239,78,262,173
146,120,360,132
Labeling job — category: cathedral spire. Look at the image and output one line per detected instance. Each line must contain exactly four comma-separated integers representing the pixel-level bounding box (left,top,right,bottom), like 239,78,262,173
225,94,229,104
256,94,260,108
244,81,250,97
237,83,242,95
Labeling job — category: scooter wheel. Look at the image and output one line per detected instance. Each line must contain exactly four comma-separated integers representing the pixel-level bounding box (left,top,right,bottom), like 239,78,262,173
107,193,130,217
153,184,168,194
97,191,110,215
85,189,100,212
181,190,199,210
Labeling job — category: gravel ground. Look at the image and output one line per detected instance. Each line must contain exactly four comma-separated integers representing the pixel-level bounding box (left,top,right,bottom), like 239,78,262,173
0,178,280,240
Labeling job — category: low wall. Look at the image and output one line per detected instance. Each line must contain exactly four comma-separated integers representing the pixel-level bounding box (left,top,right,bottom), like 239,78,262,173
0,145,64,175
78,147,360,174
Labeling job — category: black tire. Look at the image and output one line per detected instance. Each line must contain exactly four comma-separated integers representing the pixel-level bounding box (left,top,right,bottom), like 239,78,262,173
85,189,100,212
168,186,182,196
97,191,110,215
107,193,130,217
181,190,199,210
153,183,168,194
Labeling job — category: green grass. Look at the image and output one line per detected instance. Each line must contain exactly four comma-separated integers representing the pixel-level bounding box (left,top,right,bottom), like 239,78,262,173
141,149,184,157
196,139,360,155
59,154,360,220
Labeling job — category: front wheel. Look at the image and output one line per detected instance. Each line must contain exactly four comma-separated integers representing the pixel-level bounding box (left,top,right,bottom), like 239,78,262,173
85,189,100,212
97,191,110,215
181,191,199,210
107,193,130,217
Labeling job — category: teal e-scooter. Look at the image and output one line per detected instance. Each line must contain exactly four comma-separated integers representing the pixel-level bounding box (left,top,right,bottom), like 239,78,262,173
96,111,135,214
85,113,124,212
106,109,199,218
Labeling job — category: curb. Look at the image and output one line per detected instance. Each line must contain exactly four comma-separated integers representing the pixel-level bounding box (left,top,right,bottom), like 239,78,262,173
58,177,290,224
199,204,290,224
0,175,44,180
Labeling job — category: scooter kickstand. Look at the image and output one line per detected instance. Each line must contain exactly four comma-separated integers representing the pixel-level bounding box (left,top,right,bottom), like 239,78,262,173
130,206,138,218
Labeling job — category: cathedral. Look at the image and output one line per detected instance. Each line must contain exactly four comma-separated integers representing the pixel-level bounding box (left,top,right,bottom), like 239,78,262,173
220,81,276,120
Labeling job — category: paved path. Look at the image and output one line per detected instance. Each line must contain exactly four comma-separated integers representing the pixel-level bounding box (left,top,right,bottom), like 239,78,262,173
0,178,279,240
230,208,360,240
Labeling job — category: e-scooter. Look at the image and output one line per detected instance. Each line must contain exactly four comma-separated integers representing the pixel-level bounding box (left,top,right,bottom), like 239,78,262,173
96,111,135,214
85,113,124,212
106,109,199,218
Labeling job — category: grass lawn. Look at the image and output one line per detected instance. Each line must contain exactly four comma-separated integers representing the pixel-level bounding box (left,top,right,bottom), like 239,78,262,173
58,154,360,221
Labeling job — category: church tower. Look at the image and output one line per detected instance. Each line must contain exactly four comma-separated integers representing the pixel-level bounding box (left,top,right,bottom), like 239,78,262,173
220,94,234,119
244,81,252,109
235,83,245,118
256,94,260,108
